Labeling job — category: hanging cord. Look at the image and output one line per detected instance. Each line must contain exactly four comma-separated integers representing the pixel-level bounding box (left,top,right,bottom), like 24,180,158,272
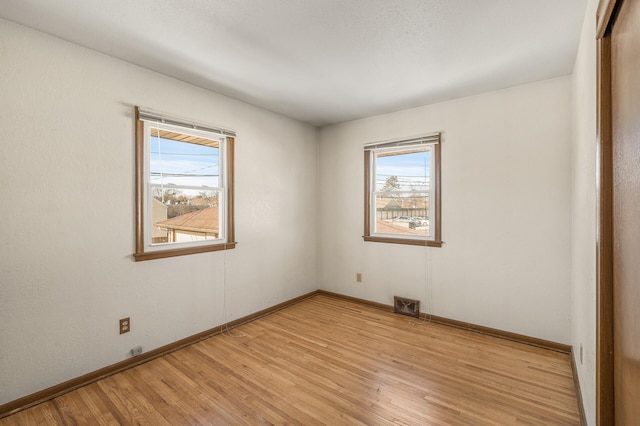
407,245,433,326
218,139,244,339
221,241,245,338
155,124,165,202
422,245,433,323
422,154,433,324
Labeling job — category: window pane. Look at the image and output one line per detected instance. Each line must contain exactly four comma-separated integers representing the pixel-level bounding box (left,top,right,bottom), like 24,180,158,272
151,193,221,244
374,193,430,237
363,134,441,247
135,108,236,261
373,146,432,238
375,148,430,192
149,130,220,189
148,127,222,246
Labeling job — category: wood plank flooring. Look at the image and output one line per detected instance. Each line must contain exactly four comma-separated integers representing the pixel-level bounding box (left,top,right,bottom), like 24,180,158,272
1,295,581,425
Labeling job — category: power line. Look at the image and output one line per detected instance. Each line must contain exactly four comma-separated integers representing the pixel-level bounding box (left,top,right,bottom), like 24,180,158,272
151,172,218,178
150,151,218,156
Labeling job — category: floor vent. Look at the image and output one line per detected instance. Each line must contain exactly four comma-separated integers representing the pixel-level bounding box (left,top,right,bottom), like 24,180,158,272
394,296,420,318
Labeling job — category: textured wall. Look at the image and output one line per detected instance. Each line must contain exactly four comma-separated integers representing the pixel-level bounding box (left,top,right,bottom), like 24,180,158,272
318,77,572,344
0,10,590,411
571,0,598,423
0,19,318,405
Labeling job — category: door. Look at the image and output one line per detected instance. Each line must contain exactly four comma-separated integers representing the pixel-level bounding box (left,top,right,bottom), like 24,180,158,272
611,0,640,423
598,0,640,423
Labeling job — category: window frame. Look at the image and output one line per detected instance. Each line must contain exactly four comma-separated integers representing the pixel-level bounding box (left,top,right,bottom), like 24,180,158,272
134,107,236,261
363,135,442,247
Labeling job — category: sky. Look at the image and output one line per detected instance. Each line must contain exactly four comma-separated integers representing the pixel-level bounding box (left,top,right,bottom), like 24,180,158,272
375,148,431,193
150,136,220,195
149,137,429,198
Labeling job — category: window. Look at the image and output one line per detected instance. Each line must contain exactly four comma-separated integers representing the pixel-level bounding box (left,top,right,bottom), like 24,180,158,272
134,107,236,261
364,134,442,247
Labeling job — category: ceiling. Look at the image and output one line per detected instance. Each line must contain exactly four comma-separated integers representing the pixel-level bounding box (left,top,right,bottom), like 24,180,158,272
0,0,587,126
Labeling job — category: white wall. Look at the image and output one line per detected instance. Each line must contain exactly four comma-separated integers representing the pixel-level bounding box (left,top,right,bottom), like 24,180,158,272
318,77,572,344
1,10,594,412
571,0,598,423
0,19,318,405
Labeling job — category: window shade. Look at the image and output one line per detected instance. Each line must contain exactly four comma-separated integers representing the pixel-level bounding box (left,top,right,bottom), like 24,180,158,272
137,107,236,137
364,133,440,151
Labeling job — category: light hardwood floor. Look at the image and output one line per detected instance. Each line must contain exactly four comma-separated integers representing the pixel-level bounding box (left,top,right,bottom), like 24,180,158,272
1,295,580,425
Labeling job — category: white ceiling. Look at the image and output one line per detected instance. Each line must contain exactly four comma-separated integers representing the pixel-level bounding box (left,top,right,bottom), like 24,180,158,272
1,0,587,126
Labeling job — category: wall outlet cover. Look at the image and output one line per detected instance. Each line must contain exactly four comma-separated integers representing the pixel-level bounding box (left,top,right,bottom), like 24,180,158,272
119,317,130,334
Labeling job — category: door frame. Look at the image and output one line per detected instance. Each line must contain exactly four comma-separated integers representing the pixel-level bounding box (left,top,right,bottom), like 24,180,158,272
596,0,619,424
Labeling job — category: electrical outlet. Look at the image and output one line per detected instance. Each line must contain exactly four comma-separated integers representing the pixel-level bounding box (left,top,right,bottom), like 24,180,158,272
356,273,362,283
119,317,130,334
131,345,143,356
